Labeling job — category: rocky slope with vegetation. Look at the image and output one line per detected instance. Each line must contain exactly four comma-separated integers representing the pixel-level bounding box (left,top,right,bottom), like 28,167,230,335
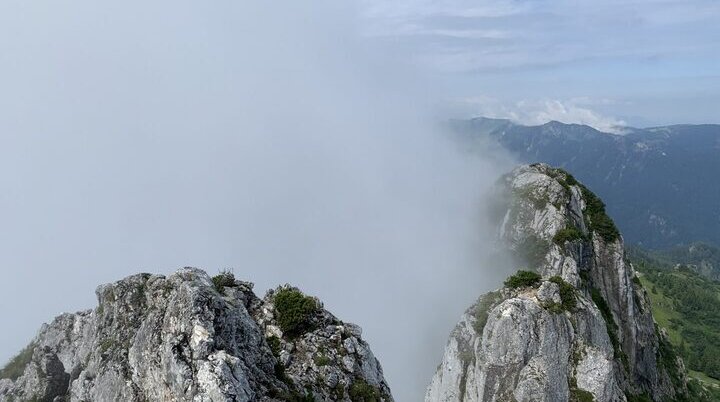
0,269,392,402
426,163,710,402
453,118,720,248
629,243,720,282
630,252,720,397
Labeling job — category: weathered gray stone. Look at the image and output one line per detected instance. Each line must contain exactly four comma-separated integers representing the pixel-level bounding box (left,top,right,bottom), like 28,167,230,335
536,281,561,304
0,269,392,402
426,164,687,402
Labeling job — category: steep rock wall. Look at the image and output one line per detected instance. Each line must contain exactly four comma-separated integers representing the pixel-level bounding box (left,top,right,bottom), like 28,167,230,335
426,164,686,402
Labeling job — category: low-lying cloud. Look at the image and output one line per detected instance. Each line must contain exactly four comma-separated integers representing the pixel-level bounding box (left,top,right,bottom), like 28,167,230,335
455,96,628,133
0,1,515,400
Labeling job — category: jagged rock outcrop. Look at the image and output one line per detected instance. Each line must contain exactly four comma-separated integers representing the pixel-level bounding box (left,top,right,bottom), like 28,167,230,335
426,164,688,402
0,268,392,402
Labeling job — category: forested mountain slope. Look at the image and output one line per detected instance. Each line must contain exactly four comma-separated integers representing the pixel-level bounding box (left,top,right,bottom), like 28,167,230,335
631,248,720,397
453,118,720,248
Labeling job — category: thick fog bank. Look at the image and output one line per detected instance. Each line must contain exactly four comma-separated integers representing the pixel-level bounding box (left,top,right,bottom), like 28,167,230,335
0,1,514,399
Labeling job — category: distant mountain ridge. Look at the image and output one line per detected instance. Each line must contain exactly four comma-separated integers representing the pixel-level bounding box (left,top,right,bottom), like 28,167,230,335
453,118,720,248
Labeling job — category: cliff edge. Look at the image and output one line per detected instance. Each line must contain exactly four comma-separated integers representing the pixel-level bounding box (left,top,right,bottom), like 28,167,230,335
426,164,691,402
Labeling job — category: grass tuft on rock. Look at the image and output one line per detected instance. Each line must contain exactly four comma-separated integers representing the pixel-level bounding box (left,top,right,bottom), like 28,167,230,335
313,353,331,367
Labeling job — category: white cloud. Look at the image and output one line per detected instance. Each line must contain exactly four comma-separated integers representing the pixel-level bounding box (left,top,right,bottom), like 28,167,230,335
0,2,516,400
520,100,628,133
457,97,628,133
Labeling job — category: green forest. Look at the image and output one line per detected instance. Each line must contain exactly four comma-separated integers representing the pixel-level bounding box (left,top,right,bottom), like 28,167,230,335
631,251,720,394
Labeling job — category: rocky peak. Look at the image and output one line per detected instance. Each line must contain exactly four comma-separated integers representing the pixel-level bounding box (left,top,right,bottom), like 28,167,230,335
426,163,688,402
0,268,392,402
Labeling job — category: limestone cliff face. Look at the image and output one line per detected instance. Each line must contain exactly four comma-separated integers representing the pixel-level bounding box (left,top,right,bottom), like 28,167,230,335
426,164,687,402
0,268,392,402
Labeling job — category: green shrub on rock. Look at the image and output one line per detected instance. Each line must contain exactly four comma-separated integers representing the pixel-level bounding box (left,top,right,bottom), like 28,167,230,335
266,335,282,357
553,227,586,245
580,187,620,243
547,166,619,243
349,379,380,402
212,270,237,292
571,388,595,402
505,270,542,289
549,276,578,311
274,288,318,339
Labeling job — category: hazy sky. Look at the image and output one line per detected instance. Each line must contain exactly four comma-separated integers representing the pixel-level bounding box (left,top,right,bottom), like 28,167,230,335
0,1,517,400
362,0,720,128
0,1,716,400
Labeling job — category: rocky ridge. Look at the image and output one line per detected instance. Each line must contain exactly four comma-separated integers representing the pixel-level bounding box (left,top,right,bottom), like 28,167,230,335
0,269,392,402
426,163,690,402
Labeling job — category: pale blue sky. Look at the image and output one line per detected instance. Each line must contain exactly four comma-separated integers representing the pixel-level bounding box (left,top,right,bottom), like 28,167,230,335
361,0,720,128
